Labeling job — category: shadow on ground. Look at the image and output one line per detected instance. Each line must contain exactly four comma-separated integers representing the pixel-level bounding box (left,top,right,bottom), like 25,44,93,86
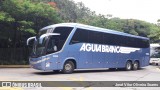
33,68,146,75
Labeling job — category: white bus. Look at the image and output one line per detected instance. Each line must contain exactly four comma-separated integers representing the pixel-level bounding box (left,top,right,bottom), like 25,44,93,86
150,43,160,65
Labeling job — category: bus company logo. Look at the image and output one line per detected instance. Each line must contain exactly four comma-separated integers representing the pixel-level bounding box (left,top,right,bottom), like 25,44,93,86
80,43,140,54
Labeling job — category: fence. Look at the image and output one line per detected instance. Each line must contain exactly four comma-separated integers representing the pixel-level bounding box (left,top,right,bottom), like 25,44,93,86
0,47,31,65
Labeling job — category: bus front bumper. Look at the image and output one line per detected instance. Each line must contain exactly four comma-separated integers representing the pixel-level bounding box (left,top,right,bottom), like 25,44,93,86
29,56,59,71
29,57,46,70
150,58,160,65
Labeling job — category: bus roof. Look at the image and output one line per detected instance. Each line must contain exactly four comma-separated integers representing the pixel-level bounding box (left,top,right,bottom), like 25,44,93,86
40,23,149,40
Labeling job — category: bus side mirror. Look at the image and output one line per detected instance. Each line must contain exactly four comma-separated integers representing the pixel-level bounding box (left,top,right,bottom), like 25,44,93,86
27,36,36,46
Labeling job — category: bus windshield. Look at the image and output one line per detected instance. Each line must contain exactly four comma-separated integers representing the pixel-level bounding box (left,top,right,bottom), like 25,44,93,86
32,37,47,57
30,26,73,57
46,36,59,54
32,35,59,57
151,53,160,58
150,46,160,58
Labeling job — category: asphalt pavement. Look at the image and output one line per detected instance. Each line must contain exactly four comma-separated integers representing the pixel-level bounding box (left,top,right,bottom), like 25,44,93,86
0,65,160,90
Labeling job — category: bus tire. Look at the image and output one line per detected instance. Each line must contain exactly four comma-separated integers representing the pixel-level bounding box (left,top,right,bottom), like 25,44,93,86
125,61,132,71
62,61,74,74
133,61,139,70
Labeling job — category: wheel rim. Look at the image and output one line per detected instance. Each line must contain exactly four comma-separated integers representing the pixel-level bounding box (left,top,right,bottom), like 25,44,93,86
65,63,72,71
134,62,138,69
127,62,131,70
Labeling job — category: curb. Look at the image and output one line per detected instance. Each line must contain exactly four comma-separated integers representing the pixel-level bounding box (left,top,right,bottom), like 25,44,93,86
0,65,30,68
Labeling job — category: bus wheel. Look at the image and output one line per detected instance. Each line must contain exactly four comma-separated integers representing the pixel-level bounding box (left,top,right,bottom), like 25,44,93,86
125,61,132,71
62,61,74,74
133,61,139,70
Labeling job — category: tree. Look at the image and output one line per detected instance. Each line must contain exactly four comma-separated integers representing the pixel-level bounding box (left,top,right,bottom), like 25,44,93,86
0,0,62,48
30,0,160,43
157,19,160,26
0,0,62,65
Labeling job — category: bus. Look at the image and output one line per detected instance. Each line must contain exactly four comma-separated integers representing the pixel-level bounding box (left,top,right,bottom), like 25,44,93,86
150,43,160,65
27,23,150,74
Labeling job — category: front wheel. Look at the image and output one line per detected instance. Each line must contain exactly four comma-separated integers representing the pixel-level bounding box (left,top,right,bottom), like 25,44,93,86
125,61,132,71
62,61,75,74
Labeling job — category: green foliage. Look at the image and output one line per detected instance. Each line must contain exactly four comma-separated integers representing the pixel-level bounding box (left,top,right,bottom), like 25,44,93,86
1,0,160,47
0,0,61,48
0,11,15,22
0,0,62,65
52,0,160,42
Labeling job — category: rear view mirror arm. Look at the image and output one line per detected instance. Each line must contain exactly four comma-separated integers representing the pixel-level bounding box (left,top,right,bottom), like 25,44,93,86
27,36,36,45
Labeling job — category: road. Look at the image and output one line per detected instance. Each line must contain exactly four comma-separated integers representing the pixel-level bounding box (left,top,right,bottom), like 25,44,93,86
0,65,160,90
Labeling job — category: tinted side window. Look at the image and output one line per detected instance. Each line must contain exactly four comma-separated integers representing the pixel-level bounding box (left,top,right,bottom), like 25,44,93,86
70,28,103,44
53,27,73,50
88,31,103,44
103,33,119,45
70,28,149,48
133,38,149,48
70,28,88,44
54,27,73,40
103,33,149,48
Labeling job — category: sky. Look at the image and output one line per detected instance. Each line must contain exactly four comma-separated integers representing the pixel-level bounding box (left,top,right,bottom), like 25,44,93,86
73,0,160,24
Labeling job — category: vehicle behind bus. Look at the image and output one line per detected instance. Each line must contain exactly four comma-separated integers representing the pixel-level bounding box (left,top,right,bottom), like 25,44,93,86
150,43,160,65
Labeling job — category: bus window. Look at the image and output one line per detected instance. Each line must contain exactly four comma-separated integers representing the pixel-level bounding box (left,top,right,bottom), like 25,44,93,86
70,28,88,44
90,31,103,44
53,27,73,50
46,36,59,54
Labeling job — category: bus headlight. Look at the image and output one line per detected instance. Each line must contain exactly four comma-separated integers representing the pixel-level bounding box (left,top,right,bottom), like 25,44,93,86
46,62,51,67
